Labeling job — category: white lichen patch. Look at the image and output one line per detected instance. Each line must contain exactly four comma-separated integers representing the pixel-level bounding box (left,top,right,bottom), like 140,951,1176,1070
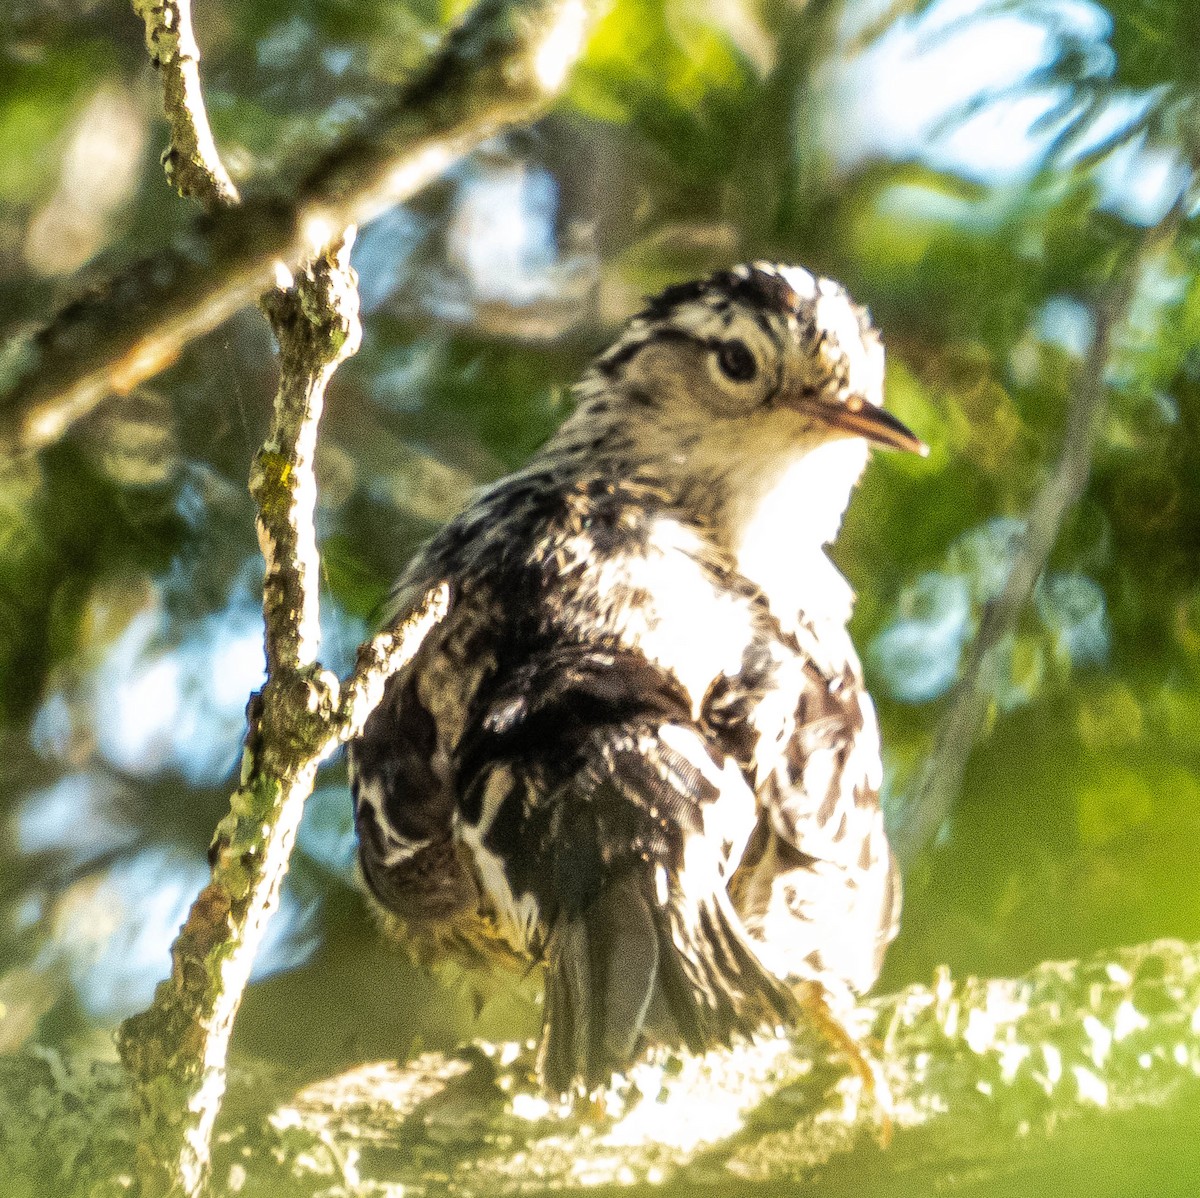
1071,1065,1108,1107
601,1039,790,1155
998,1041,1032,1084
1113,998,1150,1041
963,1008,996,1055
511,1093,552,1122
1081,1014,1113,1068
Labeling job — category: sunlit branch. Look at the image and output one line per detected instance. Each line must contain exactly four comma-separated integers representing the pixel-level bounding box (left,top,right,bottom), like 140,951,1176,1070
891,195,1192,871
0,0,602,462
131,0,240,209
27,937,1200,1194
266,938,1200,1194
336,588,451,740
114,236,359,1198
101,2,604,1192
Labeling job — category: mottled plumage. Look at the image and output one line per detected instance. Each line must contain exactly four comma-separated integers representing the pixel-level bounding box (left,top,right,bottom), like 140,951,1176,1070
349,263,924,1093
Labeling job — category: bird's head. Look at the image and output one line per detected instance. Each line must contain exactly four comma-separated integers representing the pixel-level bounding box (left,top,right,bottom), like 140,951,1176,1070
551,262,926,567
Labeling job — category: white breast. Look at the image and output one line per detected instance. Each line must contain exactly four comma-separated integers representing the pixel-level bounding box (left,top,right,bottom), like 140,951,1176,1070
723,438,868,630
556,514,760,718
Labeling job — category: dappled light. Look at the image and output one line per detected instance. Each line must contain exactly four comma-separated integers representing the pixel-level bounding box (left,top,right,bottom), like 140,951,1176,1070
2,0,1200,1190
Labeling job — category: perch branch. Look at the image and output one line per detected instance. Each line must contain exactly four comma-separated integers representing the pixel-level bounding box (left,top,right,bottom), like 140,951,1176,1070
0,0,601,461
891,196,1190,869
264,937,1200,1195
14,938,1200,1195
131,0,240,208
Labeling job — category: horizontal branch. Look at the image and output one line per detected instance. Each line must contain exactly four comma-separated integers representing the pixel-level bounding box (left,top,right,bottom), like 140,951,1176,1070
11,937,1200,1196
0,0,602,461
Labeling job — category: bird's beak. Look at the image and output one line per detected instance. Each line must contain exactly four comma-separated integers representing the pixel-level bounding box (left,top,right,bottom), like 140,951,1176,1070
794,394,929,456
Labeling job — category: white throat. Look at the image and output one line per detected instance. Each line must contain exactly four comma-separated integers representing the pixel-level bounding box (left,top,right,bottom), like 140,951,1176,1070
717,438,869,629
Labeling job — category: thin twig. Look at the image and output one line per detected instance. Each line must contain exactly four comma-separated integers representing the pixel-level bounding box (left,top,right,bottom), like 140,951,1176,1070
0,0,602,461
337,592,452,739
891,197,1190,870
131,0,240,208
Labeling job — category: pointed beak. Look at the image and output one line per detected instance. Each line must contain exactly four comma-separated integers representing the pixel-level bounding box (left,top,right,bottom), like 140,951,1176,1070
793,394,928,456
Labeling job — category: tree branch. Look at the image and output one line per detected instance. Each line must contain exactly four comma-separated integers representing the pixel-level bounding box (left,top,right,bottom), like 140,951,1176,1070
12,937,1200,1195
131,0,240,209
262,938,1200,1194
0,0,602,462
113,236,447,1197
891,196,1191,869
113,236,360,1198
101,3,598,1190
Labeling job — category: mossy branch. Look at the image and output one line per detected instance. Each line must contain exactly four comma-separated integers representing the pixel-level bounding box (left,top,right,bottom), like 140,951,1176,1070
12,938,1200,1196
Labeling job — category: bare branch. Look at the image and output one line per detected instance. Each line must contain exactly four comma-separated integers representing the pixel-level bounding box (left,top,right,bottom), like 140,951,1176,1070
0,0,602,462
131,0,240,208
891,198,1191,870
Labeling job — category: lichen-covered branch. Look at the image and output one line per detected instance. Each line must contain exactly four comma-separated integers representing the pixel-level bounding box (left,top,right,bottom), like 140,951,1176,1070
114,238,447,1197
0,0,602,461
13,938,1200,1196
254,240,361,676
114,237,364,1198
258,938,1200,1194
106,3,596,1189
131,0,240,208
891,196,1191,869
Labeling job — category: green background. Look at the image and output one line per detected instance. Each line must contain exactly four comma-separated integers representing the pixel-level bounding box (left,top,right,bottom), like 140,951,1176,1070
1,0,1198,1187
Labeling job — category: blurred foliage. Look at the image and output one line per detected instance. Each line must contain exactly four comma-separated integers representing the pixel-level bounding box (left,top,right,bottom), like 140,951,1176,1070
1,0,1200,1187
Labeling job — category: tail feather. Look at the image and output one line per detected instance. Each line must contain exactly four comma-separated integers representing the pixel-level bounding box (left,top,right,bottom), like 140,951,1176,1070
539,859,796,1093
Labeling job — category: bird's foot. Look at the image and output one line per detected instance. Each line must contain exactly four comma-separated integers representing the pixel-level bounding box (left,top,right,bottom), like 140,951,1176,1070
795,980,893,1147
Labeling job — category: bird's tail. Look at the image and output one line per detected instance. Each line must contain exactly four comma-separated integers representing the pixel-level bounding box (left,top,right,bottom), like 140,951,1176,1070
538,858,797,1093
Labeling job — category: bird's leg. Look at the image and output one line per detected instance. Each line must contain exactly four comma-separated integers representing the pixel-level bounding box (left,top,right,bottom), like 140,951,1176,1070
794,978,893,1146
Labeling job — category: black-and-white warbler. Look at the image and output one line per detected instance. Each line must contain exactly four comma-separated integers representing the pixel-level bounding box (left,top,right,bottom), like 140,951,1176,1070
350,262,926,1097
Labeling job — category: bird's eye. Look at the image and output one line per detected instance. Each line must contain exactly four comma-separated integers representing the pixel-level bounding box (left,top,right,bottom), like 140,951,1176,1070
715,339,757,383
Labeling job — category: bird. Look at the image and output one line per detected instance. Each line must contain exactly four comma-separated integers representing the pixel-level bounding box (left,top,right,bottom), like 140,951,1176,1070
348,261,926,1099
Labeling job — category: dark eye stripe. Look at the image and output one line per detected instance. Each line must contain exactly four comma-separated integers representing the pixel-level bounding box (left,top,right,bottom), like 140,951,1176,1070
595,327,695,377
596,326,772,383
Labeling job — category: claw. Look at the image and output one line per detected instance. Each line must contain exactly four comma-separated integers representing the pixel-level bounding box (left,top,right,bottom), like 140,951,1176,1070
796,980,893,1146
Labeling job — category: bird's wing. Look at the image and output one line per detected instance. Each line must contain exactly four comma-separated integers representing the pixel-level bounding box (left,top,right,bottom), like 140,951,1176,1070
349,582,501,945
727,624,900,995
462,652,796,1092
